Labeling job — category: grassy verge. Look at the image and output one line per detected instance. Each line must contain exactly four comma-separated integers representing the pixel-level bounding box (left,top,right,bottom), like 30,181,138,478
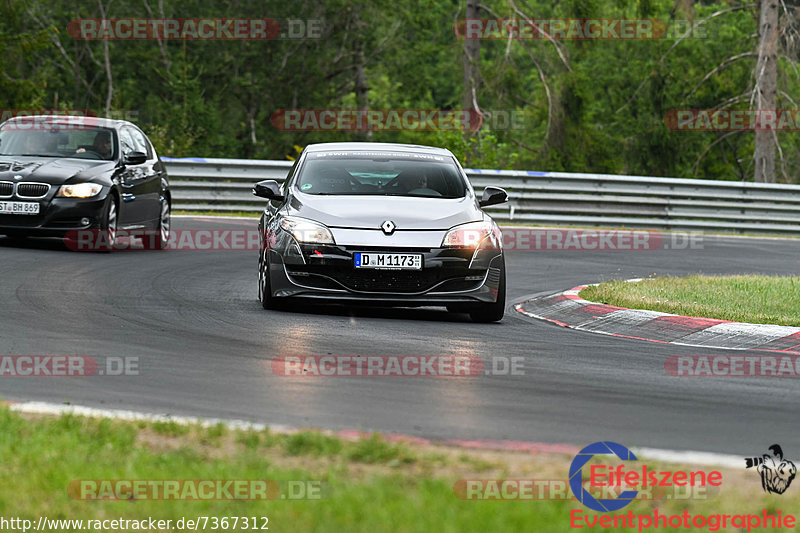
0,407,795,532
580,275,800,326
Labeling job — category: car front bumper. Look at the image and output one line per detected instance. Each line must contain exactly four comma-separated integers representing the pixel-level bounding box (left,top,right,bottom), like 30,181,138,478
0,192,109,237
265,237,504,306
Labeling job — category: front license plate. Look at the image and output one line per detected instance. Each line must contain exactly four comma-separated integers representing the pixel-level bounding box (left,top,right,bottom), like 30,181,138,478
0,201,39,215
354,252,422,270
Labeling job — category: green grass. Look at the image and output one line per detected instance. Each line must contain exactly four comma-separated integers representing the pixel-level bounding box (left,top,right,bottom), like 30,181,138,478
580,275,800,326
0,407,793,532
0,409,565,532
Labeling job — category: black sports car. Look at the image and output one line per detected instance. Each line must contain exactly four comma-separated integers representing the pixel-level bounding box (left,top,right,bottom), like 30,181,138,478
254,142,508,322
0,115,170,249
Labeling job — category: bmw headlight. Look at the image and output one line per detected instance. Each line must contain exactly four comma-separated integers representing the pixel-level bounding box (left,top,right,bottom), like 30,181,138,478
56,183,103,198
280,216,335,245
442,219,501,248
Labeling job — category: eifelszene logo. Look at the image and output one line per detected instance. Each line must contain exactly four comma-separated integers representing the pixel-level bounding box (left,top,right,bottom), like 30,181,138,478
569,442,639,512
569,441,723,513
744,444,796,495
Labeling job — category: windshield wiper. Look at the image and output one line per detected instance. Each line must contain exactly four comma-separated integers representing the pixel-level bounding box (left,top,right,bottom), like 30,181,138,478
20,153,59,157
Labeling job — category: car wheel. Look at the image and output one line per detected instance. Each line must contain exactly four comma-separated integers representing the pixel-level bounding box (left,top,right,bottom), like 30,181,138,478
97,195,118,252
469,261,506,323
259,254,285,310
143,199,170,250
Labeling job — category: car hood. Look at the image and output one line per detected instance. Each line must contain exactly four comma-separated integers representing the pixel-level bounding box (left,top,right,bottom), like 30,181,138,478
286,193,482,230
0,157,115,185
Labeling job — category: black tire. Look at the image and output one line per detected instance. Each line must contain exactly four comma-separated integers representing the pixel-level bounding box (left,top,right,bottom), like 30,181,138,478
143,199,171,250
97,195,118,252
258,254,285,310
469,262,506,323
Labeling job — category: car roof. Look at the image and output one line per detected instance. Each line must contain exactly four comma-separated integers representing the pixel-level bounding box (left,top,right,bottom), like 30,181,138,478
0,114,138,130
304,142,454,156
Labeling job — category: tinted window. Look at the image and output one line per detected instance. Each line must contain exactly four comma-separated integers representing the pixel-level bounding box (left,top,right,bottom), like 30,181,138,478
118,128,135,157
283,156,301,195
127,127,150,158
0,125,117,161
295,151,467,198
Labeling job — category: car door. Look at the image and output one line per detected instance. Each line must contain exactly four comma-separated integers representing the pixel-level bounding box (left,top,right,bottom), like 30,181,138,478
127,126,162,224
116,127,146,226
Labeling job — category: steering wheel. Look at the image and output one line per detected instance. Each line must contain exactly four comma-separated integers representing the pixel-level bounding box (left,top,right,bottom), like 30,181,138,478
77,149,103,159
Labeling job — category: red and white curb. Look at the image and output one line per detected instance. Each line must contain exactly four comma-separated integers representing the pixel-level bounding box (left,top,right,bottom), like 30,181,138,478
515,282,800,353
6,401,741,467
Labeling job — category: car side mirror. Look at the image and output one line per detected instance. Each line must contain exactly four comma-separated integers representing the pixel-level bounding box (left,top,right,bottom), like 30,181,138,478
479,186,508,207
124,151,147,165
253,180,285,201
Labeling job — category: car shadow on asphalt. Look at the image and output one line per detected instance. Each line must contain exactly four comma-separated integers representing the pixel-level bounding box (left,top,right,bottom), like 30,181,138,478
0,236,70,251
269,301,488,324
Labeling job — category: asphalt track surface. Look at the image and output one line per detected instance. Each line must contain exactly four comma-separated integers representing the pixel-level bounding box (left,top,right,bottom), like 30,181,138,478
1,216,798,456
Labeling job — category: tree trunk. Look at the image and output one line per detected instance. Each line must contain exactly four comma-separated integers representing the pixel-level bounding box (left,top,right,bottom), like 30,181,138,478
98,0,113,117
462,0,481,164
462,0,480,114
354,45,370,139
353,7,370,140
753,0,778,183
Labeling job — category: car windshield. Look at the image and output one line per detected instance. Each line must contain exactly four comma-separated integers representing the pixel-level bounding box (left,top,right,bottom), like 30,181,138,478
0,125,117,161
295,151,468,198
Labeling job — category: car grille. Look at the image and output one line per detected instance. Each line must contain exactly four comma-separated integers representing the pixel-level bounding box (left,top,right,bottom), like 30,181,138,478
290,265,484,294
335,269,441,292
0,182,12,197
17,183,50,198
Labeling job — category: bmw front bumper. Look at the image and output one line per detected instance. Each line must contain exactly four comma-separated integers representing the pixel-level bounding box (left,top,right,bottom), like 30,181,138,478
0,190,110,238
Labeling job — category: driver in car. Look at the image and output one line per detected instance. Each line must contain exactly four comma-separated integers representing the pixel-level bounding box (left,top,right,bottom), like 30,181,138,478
399,172,441,196
399,173,427,192
76,131,112,159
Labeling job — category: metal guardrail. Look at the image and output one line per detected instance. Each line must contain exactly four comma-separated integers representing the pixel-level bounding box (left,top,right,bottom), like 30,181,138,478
163,157,800,234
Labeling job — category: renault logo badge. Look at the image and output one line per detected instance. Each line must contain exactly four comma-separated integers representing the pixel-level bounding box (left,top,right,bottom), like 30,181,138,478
381,220,396,235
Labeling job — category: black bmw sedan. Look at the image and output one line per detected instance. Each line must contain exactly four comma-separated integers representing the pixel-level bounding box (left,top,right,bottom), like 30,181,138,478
254,142,509,322
0,115,170,249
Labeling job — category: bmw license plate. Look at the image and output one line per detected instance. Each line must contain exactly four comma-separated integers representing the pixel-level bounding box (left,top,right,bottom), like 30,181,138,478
0,201,39,215
354,252,422,270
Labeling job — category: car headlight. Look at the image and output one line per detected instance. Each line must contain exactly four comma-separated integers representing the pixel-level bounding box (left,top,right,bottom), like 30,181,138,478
280,216,335,245
442,220,501,248
56,183,103,198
